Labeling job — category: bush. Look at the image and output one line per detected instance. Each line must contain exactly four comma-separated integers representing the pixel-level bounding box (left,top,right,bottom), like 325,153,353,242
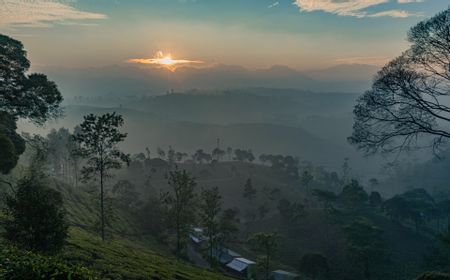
416,272,450,280
3,176,68,254
0,245,97,280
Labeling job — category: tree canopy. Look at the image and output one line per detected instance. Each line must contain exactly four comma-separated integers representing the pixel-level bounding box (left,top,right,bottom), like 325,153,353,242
349,9,450,155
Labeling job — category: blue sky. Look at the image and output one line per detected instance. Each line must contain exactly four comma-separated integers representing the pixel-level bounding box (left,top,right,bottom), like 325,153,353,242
0,0,448,70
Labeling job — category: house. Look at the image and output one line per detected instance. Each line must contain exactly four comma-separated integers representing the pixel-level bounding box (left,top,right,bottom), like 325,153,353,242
226,257,256,280
189,227,205,245
211,247,241,264
270,270,300,280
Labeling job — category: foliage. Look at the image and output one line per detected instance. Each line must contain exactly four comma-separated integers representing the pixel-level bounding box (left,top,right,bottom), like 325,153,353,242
243,178,257,202
63,228,232,280
199,186,222,263
218,208,240,245
0,245,97,280
3,176,68,254
349,8,450,155
162,168,197,256
0,133,18,174
299,253,330,280
248,232,280,280
339,180,368,209
112,179,140,211
0,34,62,173
369,191,383,208
277,198,306,223
234,149,255,162
344,218,387,280
0,34,62,124
313,189,337,209
74,112,129,241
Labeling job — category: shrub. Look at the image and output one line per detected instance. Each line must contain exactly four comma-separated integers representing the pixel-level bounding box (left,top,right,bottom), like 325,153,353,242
0,245,97,280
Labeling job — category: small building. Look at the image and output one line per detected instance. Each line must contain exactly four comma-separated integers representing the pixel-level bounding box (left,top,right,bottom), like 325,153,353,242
189,227,205,245
270,270,300,280
211,247,241,264
226,257,256,280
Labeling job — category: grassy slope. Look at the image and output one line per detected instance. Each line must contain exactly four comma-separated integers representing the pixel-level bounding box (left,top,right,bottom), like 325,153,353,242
0,179,233,280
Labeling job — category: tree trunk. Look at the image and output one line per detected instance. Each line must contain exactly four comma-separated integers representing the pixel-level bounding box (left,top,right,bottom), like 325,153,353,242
100,166,105,241
265,254,270,280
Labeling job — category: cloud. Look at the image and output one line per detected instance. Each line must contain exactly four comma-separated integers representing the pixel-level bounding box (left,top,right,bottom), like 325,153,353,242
293,0,423,18
0,0,107,28
335,56,391,65
368,9,421,17
268,2,280,8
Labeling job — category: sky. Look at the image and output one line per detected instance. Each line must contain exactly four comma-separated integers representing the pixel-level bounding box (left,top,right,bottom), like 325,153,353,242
0,0,448,71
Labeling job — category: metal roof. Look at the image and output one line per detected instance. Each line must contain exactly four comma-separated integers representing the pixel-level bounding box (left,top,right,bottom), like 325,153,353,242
226,258,255,272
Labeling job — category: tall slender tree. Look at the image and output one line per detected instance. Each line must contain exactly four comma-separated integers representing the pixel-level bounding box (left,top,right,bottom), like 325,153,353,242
199,186,222,264
74,112,129,241
162,168,197,257
248,232,280,280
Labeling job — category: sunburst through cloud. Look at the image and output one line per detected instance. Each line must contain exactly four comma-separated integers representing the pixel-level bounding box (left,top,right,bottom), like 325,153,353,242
128,51,203,71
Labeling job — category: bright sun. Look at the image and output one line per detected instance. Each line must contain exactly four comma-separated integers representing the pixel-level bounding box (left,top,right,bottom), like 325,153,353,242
127,51,203,72
160,56,175,65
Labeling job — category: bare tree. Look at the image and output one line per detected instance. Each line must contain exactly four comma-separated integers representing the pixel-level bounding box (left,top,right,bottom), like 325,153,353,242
349,9,450,156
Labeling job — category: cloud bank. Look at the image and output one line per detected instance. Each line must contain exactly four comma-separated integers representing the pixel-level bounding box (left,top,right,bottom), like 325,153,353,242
0,0,107,28
294,0,423,18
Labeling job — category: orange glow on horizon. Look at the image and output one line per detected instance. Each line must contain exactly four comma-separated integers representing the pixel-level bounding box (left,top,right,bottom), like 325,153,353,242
128,51,203,71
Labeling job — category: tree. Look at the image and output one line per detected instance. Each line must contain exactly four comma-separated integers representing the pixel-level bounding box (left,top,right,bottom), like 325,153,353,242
369,191,383,208
277,199,305,224
312,189,337,210
112,180,140,211
344,218,387,280
248,232,280,280
299,253,330,280
349,9,450,155
0,34,62,124
212,147,226,162
0,134,18,175
74,113,129,241
301,171,314,194
339,180,368,209
243,178,257,202
199,186,222,264
193,149,212,164
0,34,62,173
3,176,68,254
218,208,240,245
162,168,197,257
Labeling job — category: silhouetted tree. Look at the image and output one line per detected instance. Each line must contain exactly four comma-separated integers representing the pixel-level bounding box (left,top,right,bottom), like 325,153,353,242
313,189,337,210
3,175,68,254
344,218,387,280
199,186,222,264
74,113,129,241
162,168,197,257
369,191,383,208
0,34,62,173
243,178,257,202
349,9,450,155
339,180,368,209
248,232,280,280
301,171,314,194
112,180,140,212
